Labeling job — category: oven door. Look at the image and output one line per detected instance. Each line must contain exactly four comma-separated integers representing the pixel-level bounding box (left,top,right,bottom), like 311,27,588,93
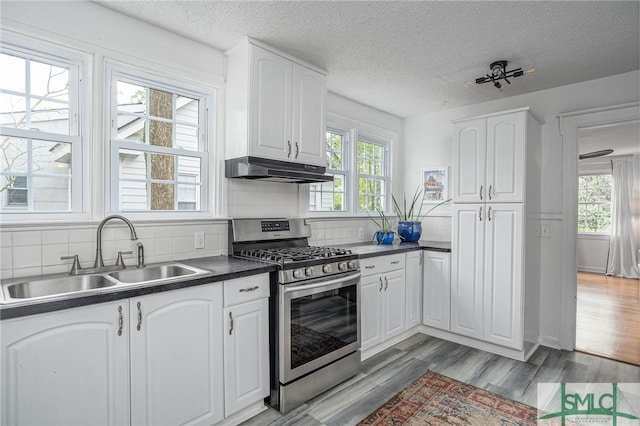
280,271,361,384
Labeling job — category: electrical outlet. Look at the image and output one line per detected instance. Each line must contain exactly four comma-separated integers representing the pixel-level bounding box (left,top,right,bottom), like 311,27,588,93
541,224,550,238
194,232,205,249
358,227,364,239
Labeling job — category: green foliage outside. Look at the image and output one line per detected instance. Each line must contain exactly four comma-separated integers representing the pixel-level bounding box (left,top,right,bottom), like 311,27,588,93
578,174,612,232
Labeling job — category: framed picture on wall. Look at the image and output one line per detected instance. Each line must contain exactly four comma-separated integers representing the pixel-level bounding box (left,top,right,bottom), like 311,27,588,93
422,167,448,203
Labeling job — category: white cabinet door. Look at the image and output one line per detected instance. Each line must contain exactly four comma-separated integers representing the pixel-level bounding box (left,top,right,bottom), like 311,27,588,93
382,269,406,341
483,204,524,349
249,45,292,161
423,251,451,331
360,273,384,351
452,118,486,203
486,112,525,202
450,204,485,339
130,285,224,426
405,251,423,330
291,63,327,167
223,298,269,417
1,301,129,426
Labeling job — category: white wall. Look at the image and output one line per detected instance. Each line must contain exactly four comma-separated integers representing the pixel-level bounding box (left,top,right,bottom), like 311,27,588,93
403,70,640,348
577,234,610,274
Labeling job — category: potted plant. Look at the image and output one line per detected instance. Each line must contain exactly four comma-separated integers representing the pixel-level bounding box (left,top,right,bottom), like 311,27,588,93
367,208,396,244
393,187,451,242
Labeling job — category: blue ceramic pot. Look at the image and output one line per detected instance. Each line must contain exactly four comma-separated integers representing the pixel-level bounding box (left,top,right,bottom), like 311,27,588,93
375,231,395,244
397,221,422,242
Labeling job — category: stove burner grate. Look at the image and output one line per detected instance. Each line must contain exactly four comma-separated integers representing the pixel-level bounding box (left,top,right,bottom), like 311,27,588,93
238,246,352,264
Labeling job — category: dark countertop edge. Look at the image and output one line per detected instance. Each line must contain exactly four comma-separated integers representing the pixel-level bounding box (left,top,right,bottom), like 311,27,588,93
0,259,276,321
340,240,451,259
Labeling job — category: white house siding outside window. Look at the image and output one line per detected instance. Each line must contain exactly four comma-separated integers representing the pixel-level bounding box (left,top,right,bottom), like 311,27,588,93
0,41,83,216
108,67,209,214
309,128,349,212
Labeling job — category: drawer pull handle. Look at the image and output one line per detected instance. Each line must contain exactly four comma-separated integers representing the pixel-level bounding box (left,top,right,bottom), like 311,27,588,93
365,265,376,269
479,206,483,222
136,301,142,331
117,306,123,336
488,206,492,221
384,276,388,291
379,277,383,292
488,185,493,200
239,286,259,293
287,140,292,158
391,261,400,264
229,312,234,335
480,185,484,200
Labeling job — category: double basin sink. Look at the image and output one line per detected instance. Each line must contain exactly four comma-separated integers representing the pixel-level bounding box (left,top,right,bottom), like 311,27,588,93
2,263,210,303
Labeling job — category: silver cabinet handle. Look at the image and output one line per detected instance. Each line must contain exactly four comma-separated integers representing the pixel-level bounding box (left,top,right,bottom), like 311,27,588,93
228,312,234,335
391,261,400,264
365,265,376,269
118,305,123,336
136,301,142,331
479,185,484,200
239,286,259,292
479,206,483,221
379,277,383,292
295,142,299,158
287,140,292,158
488,206,492,221
419,253,423,265
488,185,493,200
384,276,388,291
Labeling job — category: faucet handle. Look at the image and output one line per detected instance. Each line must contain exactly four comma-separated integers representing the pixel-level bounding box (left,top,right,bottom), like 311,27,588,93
61,255,82,275
115,251,133,268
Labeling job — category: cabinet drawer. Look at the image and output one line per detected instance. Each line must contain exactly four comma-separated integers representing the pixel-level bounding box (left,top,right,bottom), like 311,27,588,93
224,274,270,307
360,253,406,276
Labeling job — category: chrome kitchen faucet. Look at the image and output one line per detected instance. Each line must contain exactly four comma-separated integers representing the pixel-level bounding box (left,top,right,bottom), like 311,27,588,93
94,215,139,268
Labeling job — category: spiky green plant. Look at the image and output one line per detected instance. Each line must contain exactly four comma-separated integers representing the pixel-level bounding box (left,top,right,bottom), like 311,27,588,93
393,187,452,222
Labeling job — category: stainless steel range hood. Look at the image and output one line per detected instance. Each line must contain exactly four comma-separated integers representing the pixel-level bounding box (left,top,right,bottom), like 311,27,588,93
225,156,333,184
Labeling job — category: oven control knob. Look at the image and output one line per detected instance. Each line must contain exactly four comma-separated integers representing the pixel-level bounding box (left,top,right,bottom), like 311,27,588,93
347,260,356,269
305,267,315,276
293,269,304,279
338,262,348,271
322,264,333,273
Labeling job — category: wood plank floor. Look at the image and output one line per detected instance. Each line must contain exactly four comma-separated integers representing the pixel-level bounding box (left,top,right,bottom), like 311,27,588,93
576,272,640,365
242,333,640,426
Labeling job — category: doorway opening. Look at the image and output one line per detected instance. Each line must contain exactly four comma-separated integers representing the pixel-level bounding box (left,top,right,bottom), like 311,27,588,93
575,120,639,365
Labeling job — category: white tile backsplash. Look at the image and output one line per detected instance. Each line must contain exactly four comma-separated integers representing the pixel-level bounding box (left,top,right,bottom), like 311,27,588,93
2,221,229,278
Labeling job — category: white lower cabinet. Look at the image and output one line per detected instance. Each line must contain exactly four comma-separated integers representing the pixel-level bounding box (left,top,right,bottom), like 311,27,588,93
1,274,272,426
130,285,224,426
405,251,423,329
360,253,406,353
422,250,451,330
222,275,270,418
1,301,130,426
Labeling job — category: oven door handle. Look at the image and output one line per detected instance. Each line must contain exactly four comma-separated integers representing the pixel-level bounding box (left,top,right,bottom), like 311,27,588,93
282,272,361,294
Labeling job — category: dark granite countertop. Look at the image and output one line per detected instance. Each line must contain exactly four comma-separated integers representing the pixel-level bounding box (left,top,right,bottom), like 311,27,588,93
339,240,451,259
0,256,276,320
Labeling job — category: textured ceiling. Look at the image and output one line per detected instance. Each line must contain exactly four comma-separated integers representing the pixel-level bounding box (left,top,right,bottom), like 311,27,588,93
94,1,640,118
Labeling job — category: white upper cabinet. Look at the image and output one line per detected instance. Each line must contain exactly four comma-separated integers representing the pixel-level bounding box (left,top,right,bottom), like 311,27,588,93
226,40,327,167
453,110,531,203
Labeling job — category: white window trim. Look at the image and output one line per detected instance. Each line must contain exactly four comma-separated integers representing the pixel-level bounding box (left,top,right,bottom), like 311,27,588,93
303,112,396,217
105,61,216,220
0,31,92,222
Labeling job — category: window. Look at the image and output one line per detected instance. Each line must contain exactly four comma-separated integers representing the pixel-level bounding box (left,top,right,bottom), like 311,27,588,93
309,128,348,212
0,43,82,214
578,174,612,232
109,68,209,213
357,136,388,212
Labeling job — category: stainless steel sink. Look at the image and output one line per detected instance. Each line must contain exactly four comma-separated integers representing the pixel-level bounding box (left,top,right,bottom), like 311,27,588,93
5,274,117,299
108,263,204,284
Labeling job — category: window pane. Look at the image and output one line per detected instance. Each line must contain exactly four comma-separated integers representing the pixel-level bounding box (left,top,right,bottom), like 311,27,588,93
0,137,28,172
149,119,173,147
149,89,173,120
30,60,69,101
32,176,69,211
578,174,612,233
119,180,147,211
119,149,146,180
176,125,198,151
0,53,26,92
150,182,175,210
175,96,199,125
32,141,71,175
0,93,26,128
117,82,145,109
30,100,69,134
150,153,175,181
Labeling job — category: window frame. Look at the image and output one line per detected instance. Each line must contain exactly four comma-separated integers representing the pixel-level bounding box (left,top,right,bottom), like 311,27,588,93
577,172,612,235
0,33,90,221
307,124,351,215
106,63,214,219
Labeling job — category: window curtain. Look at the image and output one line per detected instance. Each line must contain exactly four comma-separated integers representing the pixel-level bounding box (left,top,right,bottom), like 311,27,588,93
606,155,640,278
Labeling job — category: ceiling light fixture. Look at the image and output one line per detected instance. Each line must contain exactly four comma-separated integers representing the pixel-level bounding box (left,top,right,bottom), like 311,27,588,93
475,60,525,89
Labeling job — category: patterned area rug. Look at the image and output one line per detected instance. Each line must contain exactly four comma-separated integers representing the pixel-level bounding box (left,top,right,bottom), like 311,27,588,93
358,370,538,425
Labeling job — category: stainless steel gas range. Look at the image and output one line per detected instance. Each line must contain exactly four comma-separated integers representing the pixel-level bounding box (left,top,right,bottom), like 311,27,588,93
230,218,361,413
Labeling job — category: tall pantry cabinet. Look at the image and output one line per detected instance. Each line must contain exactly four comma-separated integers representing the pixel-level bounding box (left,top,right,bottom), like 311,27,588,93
450,107,542,361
